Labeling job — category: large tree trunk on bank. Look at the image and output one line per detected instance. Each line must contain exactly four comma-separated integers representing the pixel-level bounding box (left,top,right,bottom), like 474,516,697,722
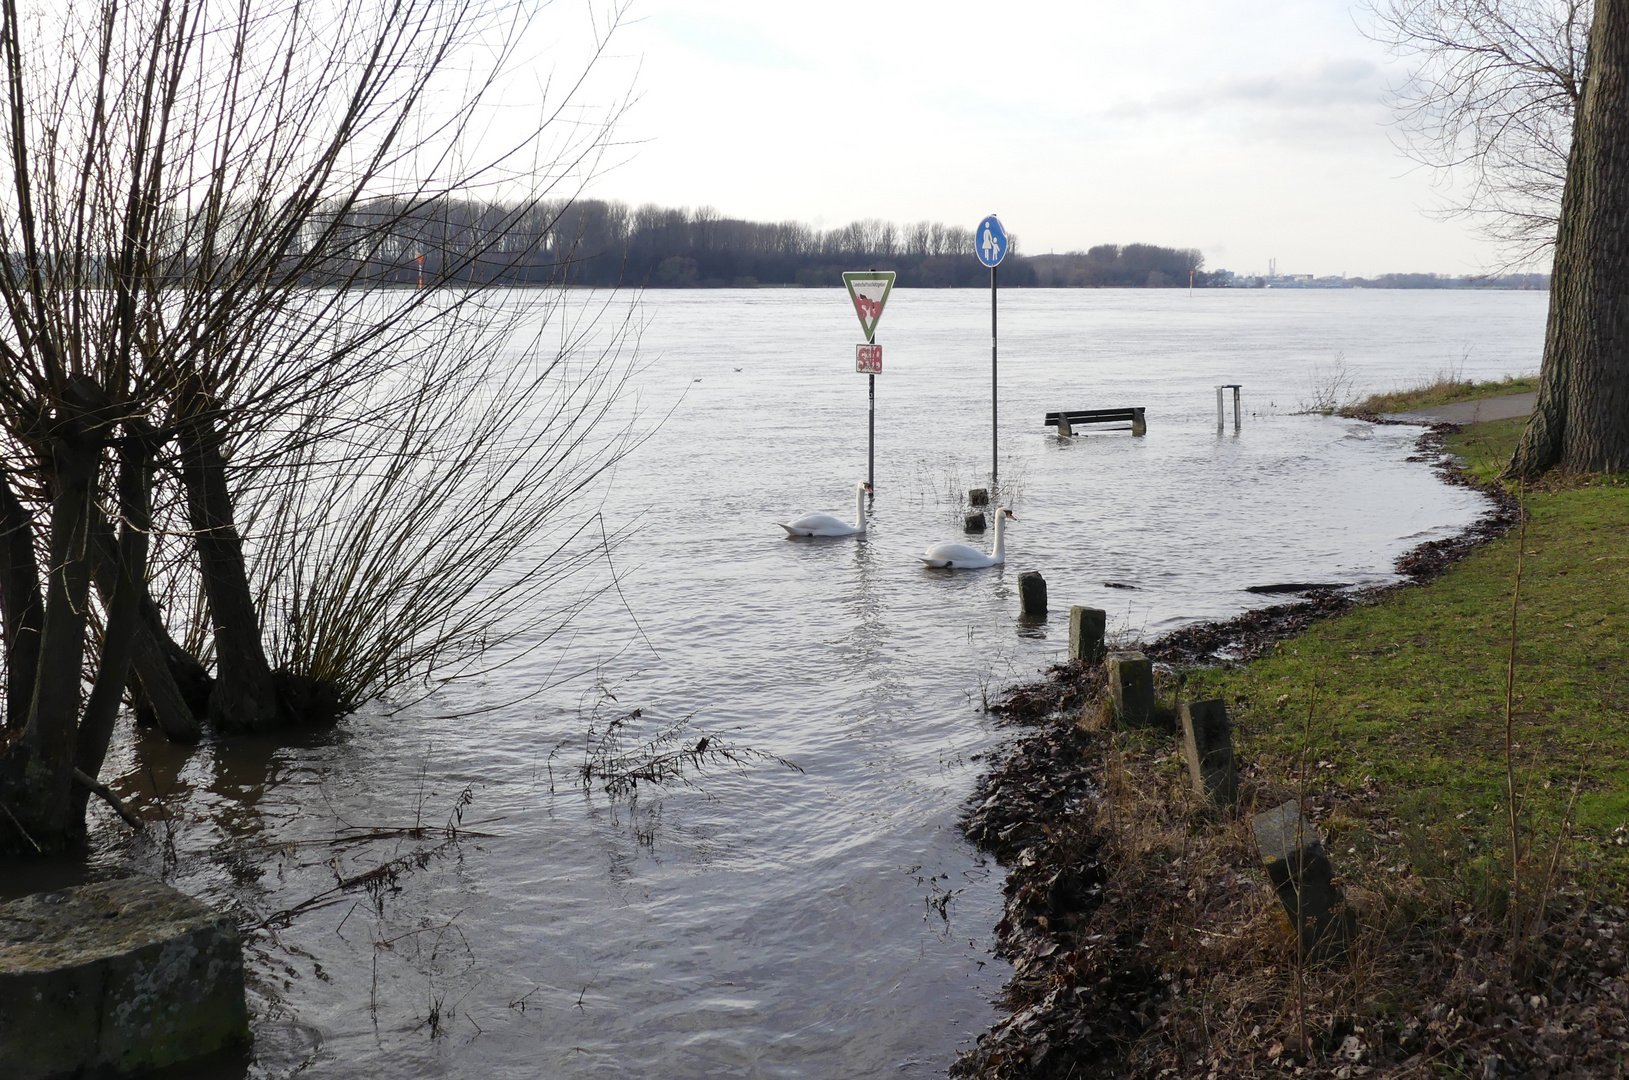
1510,0,1629,477
179,418,278,733
0,465,42,730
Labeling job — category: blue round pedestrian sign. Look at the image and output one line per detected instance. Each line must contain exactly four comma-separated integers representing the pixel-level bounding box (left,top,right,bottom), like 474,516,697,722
975,214,1008,268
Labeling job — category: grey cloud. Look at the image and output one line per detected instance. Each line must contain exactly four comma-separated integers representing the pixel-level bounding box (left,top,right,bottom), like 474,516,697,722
1108,59,1383,119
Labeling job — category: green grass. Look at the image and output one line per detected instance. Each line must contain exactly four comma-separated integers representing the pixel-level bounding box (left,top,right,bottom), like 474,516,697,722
1347,373,1539,417
1443,415,1527,484
1186,424,1629,893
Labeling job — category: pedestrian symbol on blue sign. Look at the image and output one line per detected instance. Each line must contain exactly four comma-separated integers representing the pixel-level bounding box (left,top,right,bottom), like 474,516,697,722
976,214,1008,268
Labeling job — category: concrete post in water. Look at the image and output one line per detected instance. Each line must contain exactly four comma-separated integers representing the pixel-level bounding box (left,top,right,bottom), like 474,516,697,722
1069,606,1106,663
969,488,989,507
1232,385,1242,431
1216,385,1225,432
1106,650,1154,726
1018,571,1047,618
1180,699,1238,807
1131,407,1147,437
0,879,249,1079
964,511,987,532
1251,800,1355,961
1056,414,1073,437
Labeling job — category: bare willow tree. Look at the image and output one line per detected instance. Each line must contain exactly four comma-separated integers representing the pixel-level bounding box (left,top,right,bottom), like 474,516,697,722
0,0,638,853
1371,0,1591,264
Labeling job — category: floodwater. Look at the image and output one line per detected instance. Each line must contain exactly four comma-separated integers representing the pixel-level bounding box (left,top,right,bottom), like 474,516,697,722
15,288,1546,1077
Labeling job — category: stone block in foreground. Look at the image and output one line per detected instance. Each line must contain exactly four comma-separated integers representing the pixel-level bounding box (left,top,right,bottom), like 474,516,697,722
1251,800,1355,961
0,877,248,1079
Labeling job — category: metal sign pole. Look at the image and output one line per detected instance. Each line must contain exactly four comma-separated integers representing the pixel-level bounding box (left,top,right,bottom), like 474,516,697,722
868,351,876,492
975,214,1008,494
842,270,895,497
991,264,999,490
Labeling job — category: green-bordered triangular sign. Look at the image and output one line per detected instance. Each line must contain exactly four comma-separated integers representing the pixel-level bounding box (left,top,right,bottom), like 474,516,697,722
842,271,896,343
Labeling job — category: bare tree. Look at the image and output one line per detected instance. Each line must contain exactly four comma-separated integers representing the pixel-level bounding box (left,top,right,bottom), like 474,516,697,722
1371,0,1591,265
0,0,635,853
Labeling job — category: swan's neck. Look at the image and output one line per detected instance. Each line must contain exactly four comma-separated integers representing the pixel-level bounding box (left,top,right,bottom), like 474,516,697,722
855,485,868,533
992,512,1005,559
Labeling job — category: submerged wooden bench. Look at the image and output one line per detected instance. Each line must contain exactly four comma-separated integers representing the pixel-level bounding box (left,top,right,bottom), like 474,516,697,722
1045,407,1146,437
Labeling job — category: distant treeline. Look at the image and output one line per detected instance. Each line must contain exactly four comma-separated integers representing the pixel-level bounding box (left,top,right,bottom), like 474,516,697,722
314,198,1215,288
304,198,1544,290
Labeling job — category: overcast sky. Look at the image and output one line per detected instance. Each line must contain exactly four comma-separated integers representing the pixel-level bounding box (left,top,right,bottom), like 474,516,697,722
564,0,1510,278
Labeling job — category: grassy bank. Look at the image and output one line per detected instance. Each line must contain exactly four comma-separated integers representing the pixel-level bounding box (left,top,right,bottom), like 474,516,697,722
1346,374,1539,417
1189,468,1629,889
955,409,1629,1079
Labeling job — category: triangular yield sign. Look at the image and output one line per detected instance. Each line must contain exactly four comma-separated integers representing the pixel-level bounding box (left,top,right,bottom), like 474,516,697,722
842,271,896,343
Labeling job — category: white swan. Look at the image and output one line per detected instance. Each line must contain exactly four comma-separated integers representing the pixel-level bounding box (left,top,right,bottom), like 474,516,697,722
920,508,1015,568
777,482,871,537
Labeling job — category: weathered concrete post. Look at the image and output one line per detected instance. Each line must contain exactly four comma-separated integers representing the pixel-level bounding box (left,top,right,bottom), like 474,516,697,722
0,878,249,1079
1131,407,1147,437
969,488,990,507
1069,606,1106,664
1106,650,1154,726
1056,414,1073,437
964,511,986,533
1018,571,1047,618
1180,698,1238,807
1251,800,1355,961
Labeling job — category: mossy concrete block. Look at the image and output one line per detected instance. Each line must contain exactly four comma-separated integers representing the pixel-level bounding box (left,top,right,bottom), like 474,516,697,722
1180,698,1238,807
968,487,989,507
964,511,986,533
0,878,249,1079
1251,800,1355,961
1069,606,1106,663
1018,570,1047,618
1106,650,1154,726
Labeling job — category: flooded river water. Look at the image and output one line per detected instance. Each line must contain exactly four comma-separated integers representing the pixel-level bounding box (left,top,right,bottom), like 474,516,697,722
12,288,1546,1077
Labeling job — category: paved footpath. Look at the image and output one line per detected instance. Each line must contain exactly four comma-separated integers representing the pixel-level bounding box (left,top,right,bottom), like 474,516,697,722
1384,391,1536,425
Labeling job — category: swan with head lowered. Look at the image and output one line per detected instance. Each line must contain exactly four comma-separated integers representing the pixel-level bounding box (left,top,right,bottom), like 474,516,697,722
777,482,871,537
920,508,1015,568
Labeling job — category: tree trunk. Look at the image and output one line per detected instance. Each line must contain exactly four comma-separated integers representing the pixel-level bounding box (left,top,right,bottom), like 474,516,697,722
88,511,205,742
179,417,278,733
12,432,98,846
1510,0,1629,476
70,440,151,830
0,464,41,730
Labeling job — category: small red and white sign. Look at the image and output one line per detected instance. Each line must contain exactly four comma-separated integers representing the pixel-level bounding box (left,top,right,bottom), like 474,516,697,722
856,343,882,373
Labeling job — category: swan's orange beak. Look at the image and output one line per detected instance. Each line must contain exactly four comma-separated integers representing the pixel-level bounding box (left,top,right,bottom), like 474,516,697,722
863,483,873,494
1005,510,1017,520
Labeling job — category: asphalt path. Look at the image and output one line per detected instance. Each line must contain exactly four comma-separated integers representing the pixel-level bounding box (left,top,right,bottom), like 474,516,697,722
1384,391,1537,425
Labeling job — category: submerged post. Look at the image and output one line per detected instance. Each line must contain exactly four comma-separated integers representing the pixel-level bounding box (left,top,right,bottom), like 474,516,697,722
1232,384,1242,431
1018,570,1047,618
1216,385,1224,432
869,368,875,491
